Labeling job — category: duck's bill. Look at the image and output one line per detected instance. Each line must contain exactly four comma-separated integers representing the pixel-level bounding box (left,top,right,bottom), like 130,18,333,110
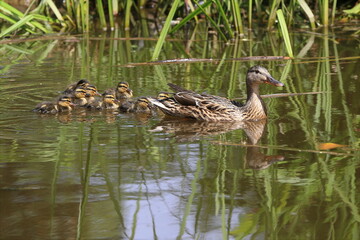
267,76,284,87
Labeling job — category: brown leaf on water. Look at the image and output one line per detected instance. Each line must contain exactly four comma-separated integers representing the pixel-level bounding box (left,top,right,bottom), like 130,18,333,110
317,143,347,150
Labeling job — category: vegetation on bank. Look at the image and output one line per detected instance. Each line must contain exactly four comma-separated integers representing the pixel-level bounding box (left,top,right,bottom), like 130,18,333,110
0,0,359,58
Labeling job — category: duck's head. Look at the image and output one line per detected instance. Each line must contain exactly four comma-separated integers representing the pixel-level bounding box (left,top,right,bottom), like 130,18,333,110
157,92,172,101
247,66,284,87
103,90,119,105
117,81,133,96
136,97,151,109
76,79,90,88
86,85,101,97
57,95,75,109
74,86,88,99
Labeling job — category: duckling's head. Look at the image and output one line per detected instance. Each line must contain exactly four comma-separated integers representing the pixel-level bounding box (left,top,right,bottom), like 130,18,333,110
135,97,152,110
58,95,75,109
103,92,119,105
74,86,88,99
86,85,101,97
117,81,133,96
247,66,284,87
157,92,172,101
77,79,90,88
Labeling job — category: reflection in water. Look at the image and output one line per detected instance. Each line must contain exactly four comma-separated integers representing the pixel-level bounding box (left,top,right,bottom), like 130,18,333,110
1,27,360,240
151,118,284,169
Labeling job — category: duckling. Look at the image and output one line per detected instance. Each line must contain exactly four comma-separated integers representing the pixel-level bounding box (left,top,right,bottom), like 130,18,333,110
120,97,153,113
115,81,133,100
33,95,74,114
84,84,101,108
156,91,173,101
63,79,90,94
101,89,120,109
71,86,88,107
148,66,284,122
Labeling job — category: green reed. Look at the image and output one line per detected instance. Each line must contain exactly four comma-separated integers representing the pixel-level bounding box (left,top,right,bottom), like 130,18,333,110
0,0,348,39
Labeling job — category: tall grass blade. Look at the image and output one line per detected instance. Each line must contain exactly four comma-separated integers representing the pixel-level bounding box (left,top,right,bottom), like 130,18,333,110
45,0,65,22
322,0,329,26
331,0,337,25
151,0,182,60
108,0,115,30
96,0,107,30
268,0,281,29
193,0,228,41
298,0,316,29
0,12,18,24
125,0,132,30
248,0,253,29
0,1,25,17
169,0,212,34
0,15,34,37
65,0,74,19
231,0,243,35
213,0,234,38
112,0,118,15
276,9,294,58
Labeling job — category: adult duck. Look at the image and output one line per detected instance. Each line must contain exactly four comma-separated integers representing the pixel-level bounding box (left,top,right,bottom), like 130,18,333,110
148,66,284,121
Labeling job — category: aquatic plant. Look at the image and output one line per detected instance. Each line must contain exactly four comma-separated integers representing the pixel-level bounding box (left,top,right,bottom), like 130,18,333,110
1,0,358,58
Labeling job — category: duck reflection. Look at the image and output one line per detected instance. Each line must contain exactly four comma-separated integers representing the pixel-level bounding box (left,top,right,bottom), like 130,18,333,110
151,119,284,169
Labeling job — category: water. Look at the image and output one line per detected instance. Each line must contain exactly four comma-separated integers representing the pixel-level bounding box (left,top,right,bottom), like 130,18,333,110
0,27,360,239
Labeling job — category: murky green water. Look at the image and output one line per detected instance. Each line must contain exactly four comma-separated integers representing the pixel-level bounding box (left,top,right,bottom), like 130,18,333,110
1,27,360,239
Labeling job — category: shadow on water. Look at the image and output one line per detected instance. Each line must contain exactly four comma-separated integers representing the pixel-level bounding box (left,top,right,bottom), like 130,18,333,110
0,25,360,239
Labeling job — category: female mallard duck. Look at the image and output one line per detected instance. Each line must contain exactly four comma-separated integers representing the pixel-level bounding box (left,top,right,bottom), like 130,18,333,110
115,81,133,100
63,79,90,94
149,66,284,121
33,95,75,114
100,89,120,109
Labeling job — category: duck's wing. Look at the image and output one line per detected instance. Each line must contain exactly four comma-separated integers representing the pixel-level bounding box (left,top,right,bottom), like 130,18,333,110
168,83,192,92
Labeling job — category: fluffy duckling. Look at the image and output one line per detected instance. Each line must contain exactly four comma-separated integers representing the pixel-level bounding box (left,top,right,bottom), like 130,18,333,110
101,89,120,109
115,81,133,100
71,86,88,106
120,97,153,113
157,92,173,101
63,79,90,94
85,84,101,107
33,95,74,114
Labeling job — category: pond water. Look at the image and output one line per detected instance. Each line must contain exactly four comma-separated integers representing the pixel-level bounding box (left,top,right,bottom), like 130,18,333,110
0,26,360,239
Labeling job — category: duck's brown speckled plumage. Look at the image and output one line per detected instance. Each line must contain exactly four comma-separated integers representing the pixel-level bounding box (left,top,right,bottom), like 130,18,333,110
148,66,284,122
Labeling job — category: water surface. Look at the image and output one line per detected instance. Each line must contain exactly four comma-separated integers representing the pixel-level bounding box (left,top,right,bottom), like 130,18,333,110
0,27,360,239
